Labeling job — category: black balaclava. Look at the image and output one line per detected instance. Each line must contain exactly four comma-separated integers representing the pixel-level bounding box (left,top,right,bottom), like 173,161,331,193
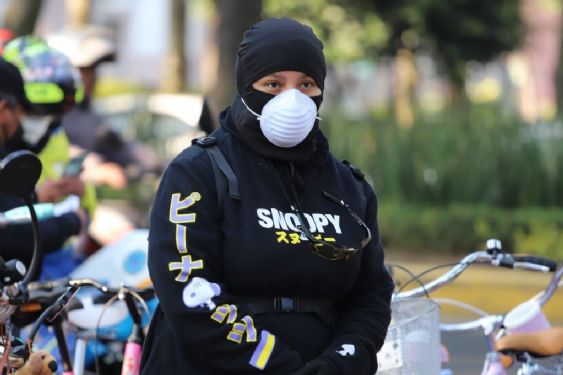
226,17,327,165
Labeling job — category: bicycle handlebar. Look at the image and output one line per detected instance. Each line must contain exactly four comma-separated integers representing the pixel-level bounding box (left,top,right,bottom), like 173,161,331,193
536,265,563,307
424,254,562,335
27,277,71,291
67,278,155,328
28,277,155,300
68,278,155,300
440,314,504,334
25,277,156,333
510,255,558,272
393,240,559,300
393,251,490,300
441,266,562,335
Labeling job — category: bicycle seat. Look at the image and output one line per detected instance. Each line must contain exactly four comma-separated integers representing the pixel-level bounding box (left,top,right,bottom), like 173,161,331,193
495,327,563,357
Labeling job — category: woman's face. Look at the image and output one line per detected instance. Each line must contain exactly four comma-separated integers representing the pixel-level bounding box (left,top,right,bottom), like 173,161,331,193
252,71,321,97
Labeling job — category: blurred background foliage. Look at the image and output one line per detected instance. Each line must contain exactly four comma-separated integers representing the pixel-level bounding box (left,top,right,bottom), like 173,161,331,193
264,0,522,89
1,0,561,257
324,111,563,256
263,0,389,62
263,0,562,257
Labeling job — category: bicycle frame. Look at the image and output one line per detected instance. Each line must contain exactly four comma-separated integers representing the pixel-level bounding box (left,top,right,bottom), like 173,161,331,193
120,290,145,375
22,284,80,375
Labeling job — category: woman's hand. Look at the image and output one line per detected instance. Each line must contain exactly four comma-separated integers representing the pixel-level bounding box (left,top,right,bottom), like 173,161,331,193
292,359,339,375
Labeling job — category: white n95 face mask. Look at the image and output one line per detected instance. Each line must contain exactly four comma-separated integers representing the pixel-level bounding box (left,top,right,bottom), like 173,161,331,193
242,89,321,148
21,115,53,146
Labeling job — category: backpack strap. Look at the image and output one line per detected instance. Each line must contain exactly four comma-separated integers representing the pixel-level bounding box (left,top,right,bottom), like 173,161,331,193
192,136,240,212
342,160,367,217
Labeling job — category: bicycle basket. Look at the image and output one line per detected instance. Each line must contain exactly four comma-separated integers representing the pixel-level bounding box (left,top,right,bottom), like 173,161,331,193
377,298,441,375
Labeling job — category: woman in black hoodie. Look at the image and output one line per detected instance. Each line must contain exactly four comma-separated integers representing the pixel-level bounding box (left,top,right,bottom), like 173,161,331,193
142,18,393,375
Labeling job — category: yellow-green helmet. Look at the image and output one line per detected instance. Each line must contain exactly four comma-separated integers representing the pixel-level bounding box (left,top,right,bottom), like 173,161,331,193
3,36,83,115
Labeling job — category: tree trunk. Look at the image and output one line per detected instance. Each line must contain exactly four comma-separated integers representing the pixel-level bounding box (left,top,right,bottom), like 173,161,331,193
65,0,91,29
393,48,417,128
211,0,262,112
3,0,42,37
161,0,187,93
519,0,562,122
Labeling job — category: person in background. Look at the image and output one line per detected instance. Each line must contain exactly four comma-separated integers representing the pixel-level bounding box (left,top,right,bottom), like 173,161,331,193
47,25,162,188
0,57,87,279
142,17,393,375
3,36,95,277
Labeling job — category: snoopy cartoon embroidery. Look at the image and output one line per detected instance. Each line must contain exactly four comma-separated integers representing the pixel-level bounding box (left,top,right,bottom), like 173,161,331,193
182,277,221,310
337,344,356,357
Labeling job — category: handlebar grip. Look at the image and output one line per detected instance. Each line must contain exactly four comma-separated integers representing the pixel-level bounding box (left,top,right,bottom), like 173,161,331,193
27,277,70,291
512,255,558,272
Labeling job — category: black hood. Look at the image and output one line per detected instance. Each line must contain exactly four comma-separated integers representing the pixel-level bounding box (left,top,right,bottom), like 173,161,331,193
236,17,326,95
225,18,328,167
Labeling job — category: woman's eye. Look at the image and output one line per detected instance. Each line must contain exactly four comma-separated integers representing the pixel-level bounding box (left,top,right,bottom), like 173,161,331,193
302,81,315,89
265,82,280,89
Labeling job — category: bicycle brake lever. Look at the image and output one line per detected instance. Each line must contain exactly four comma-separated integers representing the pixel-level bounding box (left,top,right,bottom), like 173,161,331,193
45,285,79,324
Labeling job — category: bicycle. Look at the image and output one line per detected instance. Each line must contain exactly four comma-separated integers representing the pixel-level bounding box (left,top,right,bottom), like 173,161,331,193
54,277,155,375
438,259,562,374
378,239,560,375
4,270,155,375
0,150,77,374
0,151,155,375
3,231,155,375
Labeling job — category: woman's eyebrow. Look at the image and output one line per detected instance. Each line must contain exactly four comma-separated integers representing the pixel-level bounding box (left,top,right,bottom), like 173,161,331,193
261,72,311,81
266,72,284,79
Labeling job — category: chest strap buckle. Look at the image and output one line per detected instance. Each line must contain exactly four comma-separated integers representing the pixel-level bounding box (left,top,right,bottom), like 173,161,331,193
274,297,298,312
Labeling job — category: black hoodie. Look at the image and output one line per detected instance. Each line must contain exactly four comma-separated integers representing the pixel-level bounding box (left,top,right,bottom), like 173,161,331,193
141,109,393,374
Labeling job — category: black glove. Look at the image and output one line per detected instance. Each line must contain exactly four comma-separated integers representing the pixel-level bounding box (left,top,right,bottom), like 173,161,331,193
292,359,339,375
